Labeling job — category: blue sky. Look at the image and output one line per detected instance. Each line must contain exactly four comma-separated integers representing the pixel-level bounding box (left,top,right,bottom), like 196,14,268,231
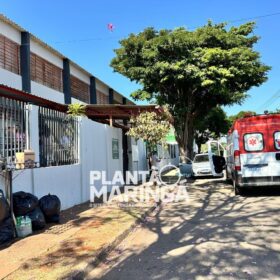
1,0,280,116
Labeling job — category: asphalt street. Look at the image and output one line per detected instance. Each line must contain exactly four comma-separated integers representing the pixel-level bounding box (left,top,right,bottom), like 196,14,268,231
87,177,280,280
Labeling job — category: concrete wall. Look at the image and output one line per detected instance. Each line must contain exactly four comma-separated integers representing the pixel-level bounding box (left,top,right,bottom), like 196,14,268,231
96,79,109,96
0,20,165,211
0,68,22,90
0,59,132,211
0,66,137,210
30,40,63,69
0,19,21,44
0,111,126,210
128,138,148,175
70,64,90,85
154,144,180,171
31,81,65,103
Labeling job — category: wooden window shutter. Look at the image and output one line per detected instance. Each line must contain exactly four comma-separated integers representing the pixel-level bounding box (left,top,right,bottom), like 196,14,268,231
0,34,20,74
70,75,90,103
97,90,109,104
31,53,63,92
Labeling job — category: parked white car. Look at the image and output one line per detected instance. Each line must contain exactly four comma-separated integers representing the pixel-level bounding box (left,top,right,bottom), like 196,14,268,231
192,153,212,177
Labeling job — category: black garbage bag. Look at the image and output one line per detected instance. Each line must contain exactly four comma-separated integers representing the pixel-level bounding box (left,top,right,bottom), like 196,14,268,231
0,190,10,223
0,217,14,245
13,191,39,217
39,194,61,223
46,214,60,223
26,207,46,230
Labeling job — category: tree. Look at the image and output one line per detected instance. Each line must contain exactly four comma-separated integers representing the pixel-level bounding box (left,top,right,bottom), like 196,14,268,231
194,106,230,153
127,108,171,149
228,110,256,126
111,21,270,160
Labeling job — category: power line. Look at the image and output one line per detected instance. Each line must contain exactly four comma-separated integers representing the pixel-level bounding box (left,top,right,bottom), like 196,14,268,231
49,11,280,45
228,11,280,23
265,95,280,110
257,89,280,112
53,36,120,45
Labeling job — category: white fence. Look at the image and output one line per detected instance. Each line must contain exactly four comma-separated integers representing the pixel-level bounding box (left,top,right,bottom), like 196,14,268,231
0,104,127,210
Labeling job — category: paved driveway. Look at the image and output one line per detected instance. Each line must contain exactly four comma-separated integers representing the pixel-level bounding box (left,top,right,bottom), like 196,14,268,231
88,178,280,280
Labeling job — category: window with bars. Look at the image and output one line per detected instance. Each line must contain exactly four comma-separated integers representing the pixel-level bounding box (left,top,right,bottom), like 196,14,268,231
97,90,109,104
31,53,63,92
70,76,90,103
0,97,26,162
0,34,20,74
168,145,176,159
38,107,79,167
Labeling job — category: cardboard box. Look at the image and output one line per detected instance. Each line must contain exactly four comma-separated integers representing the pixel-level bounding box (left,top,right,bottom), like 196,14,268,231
15,150,35,169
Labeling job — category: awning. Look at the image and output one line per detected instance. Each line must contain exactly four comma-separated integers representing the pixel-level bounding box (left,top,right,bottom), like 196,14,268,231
85,104,163,120
0,84,168,129
0,84,68,112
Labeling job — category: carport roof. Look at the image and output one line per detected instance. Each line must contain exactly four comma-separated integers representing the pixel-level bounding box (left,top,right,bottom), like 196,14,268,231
0,84,166,128
85,104,163,120
0,84,68,112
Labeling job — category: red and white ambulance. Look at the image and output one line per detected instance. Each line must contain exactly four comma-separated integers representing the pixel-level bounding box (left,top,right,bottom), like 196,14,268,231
225,113,280,194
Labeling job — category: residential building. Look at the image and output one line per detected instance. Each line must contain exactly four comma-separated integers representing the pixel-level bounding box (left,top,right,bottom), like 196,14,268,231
0,14,178,209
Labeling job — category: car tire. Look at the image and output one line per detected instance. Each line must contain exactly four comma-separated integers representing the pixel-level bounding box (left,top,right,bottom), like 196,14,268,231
225,169,232,184
233,179,242,195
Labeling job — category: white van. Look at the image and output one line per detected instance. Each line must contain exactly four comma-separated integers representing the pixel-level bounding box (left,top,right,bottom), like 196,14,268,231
225,114,280,194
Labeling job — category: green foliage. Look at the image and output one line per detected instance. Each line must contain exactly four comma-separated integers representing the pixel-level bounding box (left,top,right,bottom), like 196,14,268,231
195,106,230,136
111,21,270,157
127,107,171,147
195,106,231,151
228,110,256,126
67,103,86,117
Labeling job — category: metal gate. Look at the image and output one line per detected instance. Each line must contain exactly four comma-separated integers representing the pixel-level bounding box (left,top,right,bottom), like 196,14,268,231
0,97,27,163
38,107,79,167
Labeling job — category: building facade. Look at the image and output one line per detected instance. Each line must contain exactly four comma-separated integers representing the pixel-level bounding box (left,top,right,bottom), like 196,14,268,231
0,14,178,209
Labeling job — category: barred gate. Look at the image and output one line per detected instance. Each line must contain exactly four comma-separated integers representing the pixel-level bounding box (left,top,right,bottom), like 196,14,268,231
0,97,27,163
38,107,79,167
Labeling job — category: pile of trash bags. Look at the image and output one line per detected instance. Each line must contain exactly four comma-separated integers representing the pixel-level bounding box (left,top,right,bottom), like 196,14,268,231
13,192,61,231
0,190,61,245
0,190,14,245
13,191,45,230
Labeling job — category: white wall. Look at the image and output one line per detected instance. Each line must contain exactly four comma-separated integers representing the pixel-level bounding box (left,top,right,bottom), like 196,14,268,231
79,119,123,200
12,165,82,210
0,20,149,210
31,81,65,103
31,81,89,105
0,68,22,90
105,126,123,189
30,40,63,69
0,112,149,210
0,113,127,210
0,19,21,44
154,144,180,171
96,79,109,96
129,138,148,175
70,65,90,85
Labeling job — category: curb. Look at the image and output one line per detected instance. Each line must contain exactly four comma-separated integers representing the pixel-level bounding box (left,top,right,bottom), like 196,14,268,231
65,202,161,280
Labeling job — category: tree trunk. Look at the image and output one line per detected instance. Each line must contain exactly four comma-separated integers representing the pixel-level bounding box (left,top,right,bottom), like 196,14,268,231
185,117,194,160
177,113,195,163
197,143,201,154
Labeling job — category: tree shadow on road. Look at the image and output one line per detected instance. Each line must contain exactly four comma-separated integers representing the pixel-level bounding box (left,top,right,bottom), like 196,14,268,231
90,181,280,280
193,178,280,197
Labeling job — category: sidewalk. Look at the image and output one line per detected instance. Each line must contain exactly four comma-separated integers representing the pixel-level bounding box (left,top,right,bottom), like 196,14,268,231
0,187,156,280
